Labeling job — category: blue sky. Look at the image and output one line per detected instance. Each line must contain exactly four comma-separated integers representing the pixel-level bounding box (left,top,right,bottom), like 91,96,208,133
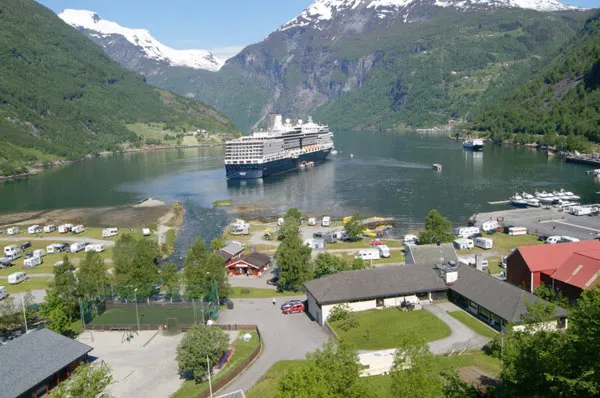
39,0,597,58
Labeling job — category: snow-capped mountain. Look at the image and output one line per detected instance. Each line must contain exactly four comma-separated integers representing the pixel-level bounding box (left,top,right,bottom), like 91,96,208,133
278,0,579,31
59,9,224,71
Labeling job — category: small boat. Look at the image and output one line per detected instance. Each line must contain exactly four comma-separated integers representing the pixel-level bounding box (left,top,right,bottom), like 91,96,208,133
462,139,484,152
522,192,535,200
526,198,541,207
511,199,529,208
350,153,354,159
432,163,442,171
331,149,338,156
593,169,600,177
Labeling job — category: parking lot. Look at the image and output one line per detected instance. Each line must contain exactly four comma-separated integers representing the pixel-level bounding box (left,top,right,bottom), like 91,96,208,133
475,207,600,241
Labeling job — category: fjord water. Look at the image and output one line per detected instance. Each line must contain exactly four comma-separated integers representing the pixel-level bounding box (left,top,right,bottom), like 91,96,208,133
0,132,597,254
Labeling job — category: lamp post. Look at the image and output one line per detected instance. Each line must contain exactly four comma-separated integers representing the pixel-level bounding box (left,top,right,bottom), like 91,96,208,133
134,288,140,332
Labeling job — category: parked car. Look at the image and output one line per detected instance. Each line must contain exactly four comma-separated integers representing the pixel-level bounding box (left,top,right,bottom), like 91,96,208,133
280,300,303,310
538,235,549,242
24,252,33,259
20,242,32,251
370,239,385,246
221,298,234,310
282,302,305,314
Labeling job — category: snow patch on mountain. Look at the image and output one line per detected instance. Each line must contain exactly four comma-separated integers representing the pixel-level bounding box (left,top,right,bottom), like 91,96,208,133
59,9,225,71
278,0,579,31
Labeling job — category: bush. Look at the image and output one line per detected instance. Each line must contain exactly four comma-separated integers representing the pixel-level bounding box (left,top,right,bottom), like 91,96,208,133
328,304,359,331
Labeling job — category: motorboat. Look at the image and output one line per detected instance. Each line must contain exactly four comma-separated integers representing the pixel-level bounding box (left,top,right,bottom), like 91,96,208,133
526,198,541,207
522,192,535,200
510,194,528,208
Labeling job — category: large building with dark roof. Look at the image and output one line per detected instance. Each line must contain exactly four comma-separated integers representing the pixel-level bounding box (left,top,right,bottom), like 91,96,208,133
304,263,567,331
0,328,93,398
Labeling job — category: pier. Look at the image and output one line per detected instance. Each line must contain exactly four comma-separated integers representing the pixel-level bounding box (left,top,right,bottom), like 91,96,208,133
565,156,600,167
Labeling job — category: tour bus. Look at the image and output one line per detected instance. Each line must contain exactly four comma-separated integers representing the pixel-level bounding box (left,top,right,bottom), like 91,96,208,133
102,228,119,238
8,272,27,285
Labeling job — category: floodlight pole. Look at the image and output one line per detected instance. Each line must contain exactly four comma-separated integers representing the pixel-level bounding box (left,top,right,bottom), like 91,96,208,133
134,288,140,332
207,355,213,398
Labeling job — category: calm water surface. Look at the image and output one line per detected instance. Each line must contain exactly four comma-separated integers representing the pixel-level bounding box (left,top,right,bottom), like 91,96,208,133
1,131,598,257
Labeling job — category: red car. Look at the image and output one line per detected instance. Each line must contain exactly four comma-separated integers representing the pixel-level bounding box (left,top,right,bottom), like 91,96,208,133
282,302,305,314
370,239,385,246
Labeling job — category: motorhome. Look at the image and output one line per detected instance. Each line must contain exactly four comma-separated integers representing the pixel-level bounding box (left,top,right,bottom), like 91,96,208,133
70,242,86,253
355,249,380,260
8,272,27,285
85,244,105,253
43,225,56,233
102,228,118,238
4,245,21,259
24,256,42,268
7,227,20,235
454,227,480,238
453,238,474,251
508,227,527,236
322,216,331,227
33,249,46,258
377,245,391,258
0,286,6,300
71,225,85,234
324,232,338,244
27,225,42,234
474,237,493,250
481,221,499,233
58,224,72,234
308,218,317,226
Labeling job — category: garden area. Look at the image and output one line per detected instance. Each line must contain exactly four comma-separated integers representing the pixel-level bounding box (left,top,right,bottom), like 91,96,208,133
329,308,451,350
448,311,498,339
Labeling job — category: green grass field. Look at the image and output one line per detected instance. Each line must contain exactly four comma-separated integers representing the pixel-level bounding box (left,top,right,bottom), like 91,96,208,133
89,306,209,327
448,311,498,339
173,331,260,398
330,308,451,350
227,287,300,299
4,276,51,294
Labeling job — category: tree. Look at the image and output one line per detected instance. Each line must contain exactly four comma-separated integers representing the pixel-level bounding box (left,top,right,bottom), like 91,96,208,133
78,252,108,299
176,324,229,382
533,283,570,308
327,304,358,331
45,300,72,335
285,208,302,222
183,238,228,299
161,262,180,298
210,236,225,252
113,234,160,298
40,256,80,329
276,217,313,291
344,212,365,241
351,257,366,270
49,362,112,398
419,209,454,244
313,253,347,278
276,340,375,398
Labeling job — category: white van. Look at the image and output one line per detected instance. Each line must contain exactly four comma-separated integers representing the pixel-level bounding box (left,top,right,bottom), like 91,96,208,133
8,272,27,285
24,256,42,268
71,225,85,234
474,237,493,250
27,225,42,234
33,249,46,258
0,286,7,300
454,227,480,238
4,245,20,258
85,244,105,253
70,242,86,253
102,228,118,238
508,227,527,236
481,221,499,233
355,249,380,260
7,227,20,235
322,216,331,227
308,218,317,226
377,245,391,258
453,238,474,250
43,225,56,233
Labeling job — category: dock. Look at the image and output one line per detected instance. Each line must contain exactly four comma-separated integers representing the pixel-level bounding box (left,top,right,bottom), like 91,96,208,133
487,200,510,205
566,156,600,167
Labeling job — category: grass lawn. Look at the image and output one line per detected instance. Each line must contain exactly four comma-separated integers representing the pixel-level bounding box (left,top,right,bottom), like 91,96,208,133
459,233,541,257
448,311,498,339
4,277,51,294
226,287,299,299
378,250,406,264
330,308,451,350
89,306,208,327
173,331,260,398
246,352,500,398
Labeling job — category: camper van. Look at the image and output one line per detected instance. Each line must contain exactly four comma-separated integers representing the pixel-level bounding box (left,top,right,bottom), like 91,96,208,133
43,225,56,233
0,286,7,300
454,227,480,238
7,227,20,235
322,216,331,227
85,244,105,253
508,227,527,236
308,218,317,226
33,249,46,258
27,225,42,234
71,225,85,234
8,272,27,285
404,234,419,245
481,221,499,233
355,249,380,260
58,224,72,234
4,245,21,259
70,242,86,253
453,238,474,250
24,256,42,268
474,237,493,250
377,245,391,258
102,228,118,238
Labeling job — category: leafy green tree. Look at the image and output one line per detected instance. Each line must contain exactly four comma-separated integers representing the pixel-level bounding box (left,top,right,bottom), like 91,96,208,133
344,212,365,241
419,209,454,244
327,304,358,331
210,236,225,252
285,208,302,223
40,256,80,327
313,253,347,278
78,252,108,299
50,362,113,398
183,238,228,299
276,341,375,398
533,284,570,308
276,217,313,291
44,298,72,335
161,262,180,298
176,324,229,382
113,234,160,298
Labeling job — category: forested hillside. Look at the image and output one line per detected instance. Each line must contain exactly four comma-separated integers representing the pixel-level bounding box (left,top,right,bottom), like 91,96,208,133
473,11,600,144
0,0,238,175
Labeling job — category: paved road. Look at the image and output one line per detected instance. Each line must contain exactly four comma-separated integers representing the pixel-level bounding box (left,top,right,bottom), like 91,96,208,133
0,236,116,246
218,297,329,395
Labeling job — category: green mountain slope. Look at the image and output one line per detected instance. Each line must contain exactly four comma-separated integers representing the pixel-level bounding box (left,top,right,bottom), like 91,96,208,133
472,11,600,144
0,0,238,175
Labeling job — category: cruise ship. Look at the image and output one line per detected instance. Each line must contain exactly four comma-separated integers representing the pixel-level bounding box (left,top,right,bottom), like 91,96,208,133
224,115,334,179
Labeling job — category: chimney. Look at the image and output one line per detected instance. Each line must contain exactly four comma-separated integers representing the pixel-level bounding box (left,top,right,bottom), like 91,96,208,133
436,261,458,285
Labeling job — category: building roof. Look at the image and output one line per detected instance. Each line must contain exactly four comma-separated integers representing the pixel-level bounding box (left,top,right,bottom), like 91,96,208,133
230,252,270,269
551,250,600,290
405,243,458,265
0,328,93,397
451,265,567,323
516,240,600,273
304,264,448,306
220,242,244,257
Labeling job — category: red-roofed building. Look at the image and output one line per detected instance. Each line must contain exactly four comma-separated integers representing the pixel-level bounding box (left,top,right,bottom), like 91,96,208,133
507,240,600,301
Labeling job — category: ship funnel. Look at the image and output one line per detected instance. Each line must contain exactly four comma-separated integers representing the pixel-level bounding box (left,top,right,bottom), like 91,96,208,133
269,114,283,132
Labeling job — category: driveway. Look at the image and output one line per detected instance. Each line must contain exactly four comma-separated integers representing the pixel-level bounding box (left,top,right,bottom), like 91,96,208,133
218,297,330,394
